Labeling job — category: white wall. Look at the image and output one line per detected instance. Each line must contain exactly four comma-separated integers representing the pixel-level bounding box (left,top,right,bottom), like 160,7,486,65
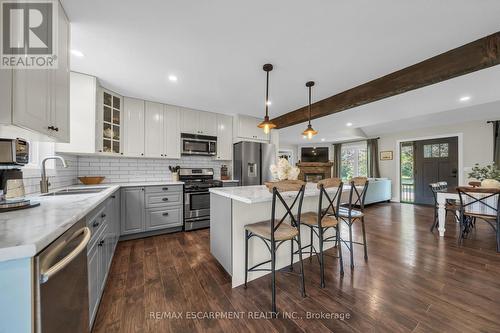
378,120,494,200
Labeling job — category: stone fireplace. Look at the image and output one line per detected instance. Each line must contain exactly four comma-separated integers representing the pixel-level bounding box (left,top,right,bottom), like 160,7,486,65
297,162,333,182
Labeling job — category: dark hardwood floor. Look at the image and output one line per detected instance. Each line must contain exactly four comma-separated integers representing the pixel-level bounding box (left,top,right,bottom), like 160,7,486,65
92,203,500,333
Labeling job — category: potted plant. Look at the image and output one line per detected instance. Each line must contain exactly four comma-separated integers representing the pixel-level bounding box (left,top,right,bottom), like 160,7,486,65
468,163,500,188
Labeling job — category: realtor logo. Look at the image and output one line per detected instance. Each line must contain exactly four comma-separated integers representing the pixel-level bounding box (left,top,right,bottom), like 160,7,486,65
1,0,58,68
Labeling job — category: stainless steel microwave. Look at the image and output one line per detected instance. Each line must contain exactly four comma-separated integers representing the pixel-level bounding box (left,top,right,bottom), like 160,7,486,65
181,133,217,156
0,138,29,165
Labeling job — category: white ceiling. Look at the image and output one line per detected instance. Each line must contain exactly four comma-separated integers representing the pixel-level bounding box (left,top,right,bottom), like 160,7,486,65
279,65,500,144
62,0,500,142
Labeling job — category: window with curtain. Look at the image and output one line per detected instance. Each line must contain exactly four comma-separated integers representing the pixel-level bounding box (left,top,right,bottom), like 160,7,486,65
341,141,367,181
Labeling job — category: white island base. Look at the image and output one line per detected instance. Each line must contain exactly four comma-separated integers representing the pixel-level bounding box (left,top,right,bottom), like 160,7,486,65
210,184,350,288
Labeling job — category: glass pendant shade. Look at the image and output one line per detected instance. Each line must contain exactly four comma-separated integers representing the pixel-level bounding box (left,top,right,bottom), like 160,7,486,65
302,124,318,140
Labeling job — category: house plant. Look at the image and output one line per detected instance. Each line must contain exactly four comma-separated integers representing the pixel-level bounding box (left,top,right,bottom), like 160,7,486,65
468,163,500,188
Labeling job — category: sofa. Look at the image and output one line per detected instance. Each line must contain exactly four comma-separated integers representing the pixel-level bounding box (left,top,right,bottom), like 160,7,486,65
364,178,392,205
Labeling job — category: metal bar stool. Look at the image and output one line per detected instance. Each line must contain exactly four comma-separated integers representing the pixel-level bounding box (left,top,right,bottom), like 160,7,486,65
337,177,369,269
299,178,344,288
244,180,306,314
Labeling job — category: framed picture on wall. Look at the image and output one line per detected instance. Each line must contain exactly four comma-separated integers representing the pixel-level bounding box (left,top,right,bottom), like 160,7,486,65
380,151,393,160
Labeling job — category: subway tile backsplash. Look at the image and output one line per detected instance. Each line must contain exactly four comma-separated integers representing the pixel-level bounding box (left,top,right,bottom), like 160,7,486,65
77,155,231,184
22,154,231,195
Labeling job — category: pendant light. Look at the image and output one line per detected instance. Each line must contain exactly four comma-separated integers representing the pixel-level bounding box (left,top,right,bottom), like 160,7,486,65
257,64,276,134
302,81,318,139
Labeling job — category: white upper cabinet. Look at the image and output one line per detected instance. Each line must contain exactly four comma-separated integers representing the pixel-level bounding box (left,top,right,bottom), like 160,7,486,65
56,72,97,154
97,89,124,155
233,115,269,142
50,3,70,142
123,97,145,157
198,111,217,136
216,114,233,160
144,101,164,158
180,108,216,136
164,105,181,159
180,108,199,135
7,2,70,142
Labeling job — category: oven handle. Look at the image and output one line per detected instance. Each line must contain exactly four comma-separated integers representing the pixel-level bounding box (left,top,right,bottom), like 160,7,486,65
40,227,91,284
186,216,210,222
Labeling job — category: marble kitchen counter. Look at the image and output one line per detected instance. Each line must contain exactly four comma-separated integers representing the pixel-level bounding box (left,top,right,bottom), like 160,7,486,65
0,181,184,262
209,182,347,204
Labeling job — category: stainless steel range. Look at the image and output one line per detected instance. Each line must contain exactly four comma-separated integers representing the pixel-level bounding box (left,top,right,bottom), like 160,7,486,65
180,168,222,231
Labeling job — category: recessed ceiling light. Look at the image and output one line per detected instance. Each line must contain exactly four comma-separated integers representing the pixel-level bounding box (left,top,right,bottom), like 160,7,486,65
459,96,471,102
346,122,353,127
168,75,178,82
70,49,84,57
321,138,325,142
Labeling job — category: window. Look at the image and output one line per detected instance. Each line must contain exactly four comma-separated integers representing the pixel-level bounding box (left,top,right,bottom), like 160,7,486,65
423,143,448,158
22,141,56,175
341,141,367,181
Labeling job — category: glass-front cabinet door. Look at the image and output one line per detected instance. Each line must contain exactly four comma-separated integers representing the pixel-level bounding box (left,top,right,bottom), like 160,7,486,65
98,88,122,154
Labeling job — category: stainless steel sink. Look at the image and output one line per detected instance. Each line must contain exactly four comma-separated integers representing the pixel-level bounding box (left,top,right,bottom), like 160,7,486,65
41,187,108,196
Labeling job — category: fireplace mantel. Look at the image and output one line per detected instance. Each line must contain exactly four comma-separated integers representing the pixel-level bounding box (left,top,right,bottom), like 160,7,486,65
297,162,333,182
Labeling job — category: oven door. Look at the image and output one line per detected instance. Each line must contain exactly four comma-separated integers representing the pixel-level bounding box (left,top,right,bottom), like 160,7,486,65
182,138,216,156
184,190,211,219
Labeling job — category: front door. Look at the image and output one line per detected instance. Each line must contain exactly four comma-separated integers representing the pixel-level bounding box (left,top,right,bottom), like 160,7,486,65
414,137,458,205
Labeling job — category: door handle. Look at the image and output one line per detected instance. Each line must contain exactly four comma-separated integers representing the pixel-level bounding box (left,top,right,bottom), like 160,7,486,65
40,227,91,284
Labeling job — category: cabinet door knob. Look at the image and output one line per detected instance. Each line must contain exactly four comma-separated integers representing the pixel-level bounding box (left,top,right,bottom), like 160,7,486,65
111,195,116,199
48,126,54,130
141,153,144,156
92,221,100,228
54,127,59,132
162,187,169,191
162,212,169,216
101,213,106,218
162,198,169,201
98,240,104,246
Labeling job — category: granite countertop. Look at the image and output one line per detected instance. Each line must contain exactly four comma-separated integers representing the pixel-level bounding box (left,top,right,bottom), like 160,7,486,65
209,183,349,204
0,181,184,262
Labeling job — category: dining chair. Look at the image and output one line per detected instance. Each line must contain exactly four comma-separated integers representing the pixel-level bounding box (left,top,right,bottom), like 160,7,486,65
429,183,460,232
244,180,306,314
456,186,500,252
299,178,344,288
336,177,369,269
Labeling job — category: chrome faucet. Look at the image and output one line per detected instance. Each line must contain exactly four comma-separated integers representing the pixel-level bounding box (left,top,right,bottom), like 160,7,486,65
40,156,68,193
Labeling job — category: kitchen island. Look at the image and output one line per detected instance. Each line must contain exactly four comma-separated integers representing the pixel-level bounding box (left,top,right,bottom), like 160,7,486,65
209,183,350,288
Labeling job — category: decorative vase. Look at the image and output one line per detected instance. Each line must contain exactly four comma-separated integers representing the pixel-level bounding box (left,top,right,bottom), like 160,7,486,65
481,179,500,188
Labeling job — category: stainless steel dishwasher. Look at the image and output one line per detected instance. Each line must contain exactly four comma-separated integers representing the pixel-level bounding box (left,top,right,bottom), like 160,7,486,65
34,219,91,333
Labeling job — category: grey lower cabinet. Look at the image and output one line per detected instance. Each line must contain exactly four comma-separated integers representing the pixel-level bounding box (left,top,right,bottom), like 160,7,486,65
87,190,121,328
87,185,182,328
121,185,183,237
120,187,146,235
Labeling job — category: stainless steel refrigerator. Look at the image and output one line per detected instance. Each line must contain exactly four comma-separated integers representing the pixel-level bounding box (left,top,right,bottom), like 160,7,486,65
233,141,276,186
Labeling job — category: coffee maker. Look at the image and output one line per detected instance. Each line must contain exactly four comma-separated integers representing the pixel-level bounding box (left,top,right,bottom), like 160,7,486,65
0,138,38,212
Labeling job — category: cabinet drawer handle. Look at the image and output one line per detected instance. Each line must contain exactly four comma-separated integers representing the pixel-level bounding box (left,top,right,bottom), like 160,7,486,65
101,213,106,218
111,195,116,199
54,127,59,132
162,187,169,191
162,198,169,201
162,212,169,216
98,240,104,247
48,125,55,130
92,221,100,228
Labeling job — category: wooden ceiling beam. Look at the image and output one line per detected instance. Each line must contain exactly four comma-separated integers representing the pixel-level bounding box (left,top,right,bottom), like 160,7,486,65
271,32,500,129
